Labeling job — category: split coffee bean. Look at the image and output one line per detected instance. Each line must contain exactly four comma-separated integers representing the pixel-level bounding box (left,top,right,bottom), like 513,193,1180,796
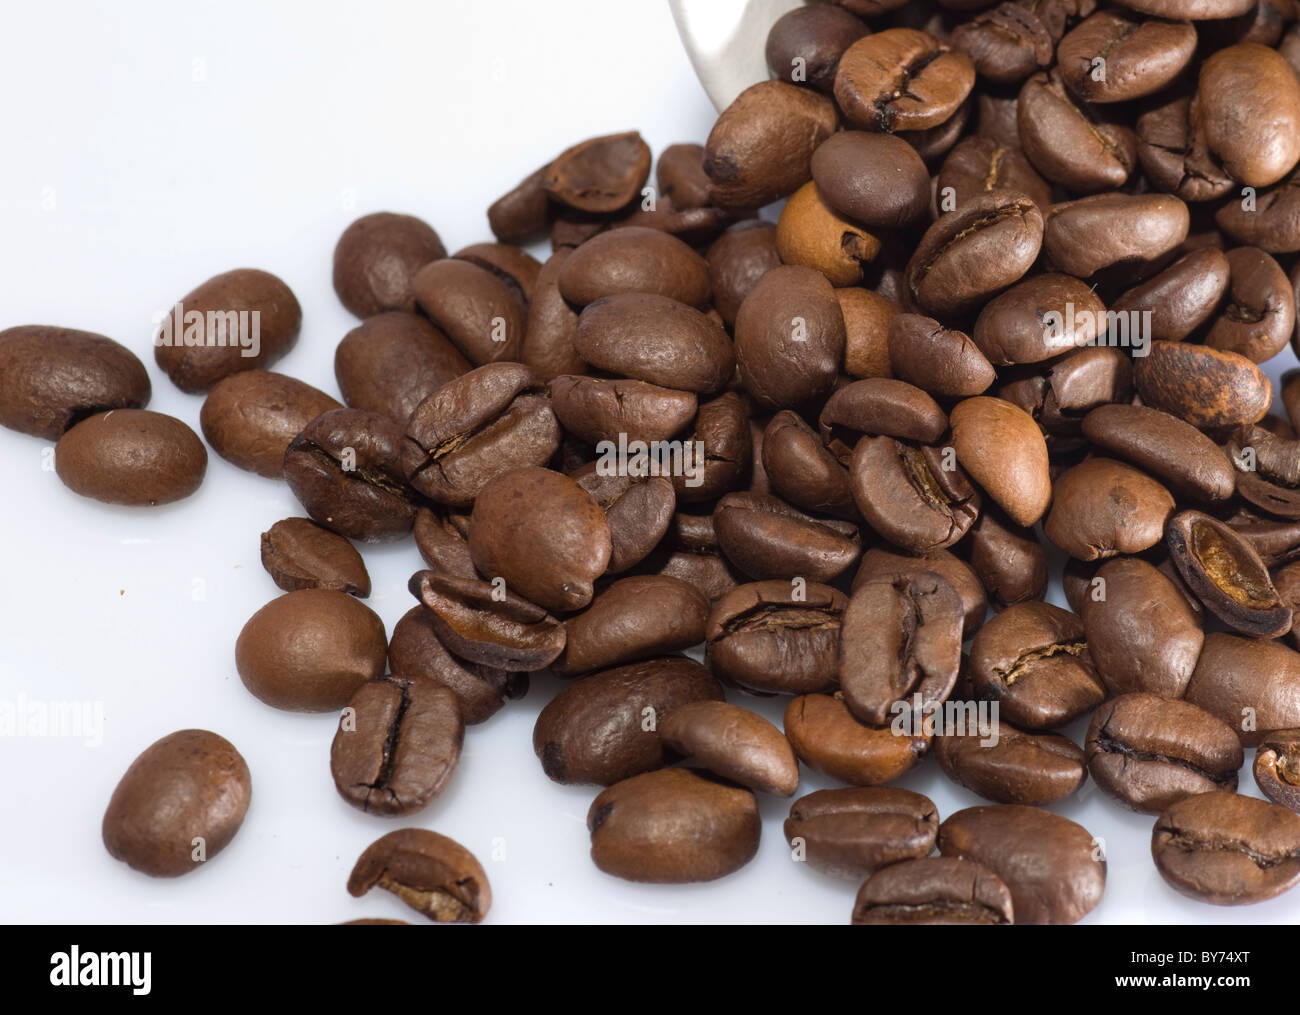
260,517,370,597
1255,730,1300,812
347,828,491,923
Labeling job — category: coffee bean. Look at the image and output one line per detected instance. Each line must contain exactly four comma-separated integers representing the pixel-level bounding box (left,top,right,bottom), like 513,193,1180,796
1152,791,1300,905
810,131,930,229
672,391,753,503
966,504,1048,607
571,465,676,573
1057,11,1196,104
556,226,710,308
834,29,975,132
765,3,870,93
334,311,469,423
410,258,524,365
762,411,857,519
488,164,552,244
347,828,491,923
102,729,251,878
936,721,1086,805
200,369,341,478
1136,95,1234,203
1080,404,1236,503
785,787,938,879
260,517,370,597
656,143,713,210
1110,248,1231,343
1255,730,1300,812
951,4,1053,85
556,575,709,676
1042,193,1189,278
549,374,697,445
659,701,798,796
454,242,541,305
776,181,881,286
706,221,782,329
840,288,900,380
950,396,1051,527
1044,458,1175,561
854,545,988,635
1204,247,1295,363
543,131,650,214
819,377,948,456
332,212,446,318
938,804,1105,924
853,857,1014,925
1229,424,1300,519
936,136,1052,214
1133,341,1271,430
1199,43,1300,187
714,491,861,583
0,325,150,440
412,506,476,578
1018,70,1137,192
1216,167,1300,252
1185,633,1300,746
55,409,206,506
784,693,930,786
887,314,996,399
522,248,586,381
973,274,1106,366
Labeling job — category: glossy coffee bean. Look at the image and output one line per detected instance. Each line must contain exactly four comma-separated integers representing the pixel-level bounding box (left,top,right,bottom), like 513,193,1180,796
656,142,712,210
549,374,697,446
776,181,881,286
453,242,541,305
714,491,861,583
950,396,1051,527
571,465,676,573
834,29,975,132
347,828,490,923
260,517,369,597
660,701,799,796
1136,95,1234,203
810,131,930,229
854,546,987,635
850,436,981,554
1198,43,1300,188
410,258,524,365
1057,11,1195,104
972,274,1106,366
1216,167,1300,253
761,411,857,519
556,576,708,676
1133,341,1271,430
935,721,1086,806
1044,458,1174,561
784,693,930,786
334,311,469,423
785,787,938,879
819,377,947,456
765,3,870,92
55,409,206,506
936,135,1052,214
1017,71,1137,192
853,857,1014,925
966,504,1047,607
557,226,709,308
1184,633,1300,746
1204,247,1295,363
543,131,651,214
706,221,782,329
887,314,995,399
1255,730,1300,812
332,212,446,318
1110,248,1231,344
840,288,898,379
1043,193,1189,278
1080,404,1235,503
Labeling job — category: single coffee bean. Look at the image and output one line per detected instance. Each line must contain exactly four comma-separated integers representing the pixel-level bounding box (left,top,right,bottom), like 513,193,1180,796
656,142,713,210
347,828,491,923
1080,404,1235,503
571,465,676,573
665,389,751,504
968,601,1105,730
543,131,650,214
332,212,446,318
819,377,948,457
202,370,342,478
998,346,1132,448
403,362,560,508
713,491,861,583
260,517,370,597
549,374,697,446
762,411,857,519
659,701,798,796
1042,193,1189,278
1133,341,1271,431
973,274,1106,366
556,226,710,308
1226,508,1300,567
55,409,206,506
235,589,387,712
410,258,524,365
776,181,881,286
938,805,1106,924
1136,94,1234,203
765,3,870,92
834,29,975,132
935,135,1052,213
409,569,565,671
706,580,848,694
950,396,1051,527
785,787,938,879
1110,248,1231,344
849,436,981,553
1110,0,1253,18
588,768,760,883
810,131,930,228
1204,246,1296,363
966,504,1048,607
1166,509,1291,638
853,857,1014,925
1017,70,1137,192
331,675,463,816
936,720,1086,805
0,325,150,439
334,311,469,423
154,268,302,393
413,506,476,578
887,314,996,399
784,693,930,786
1057,11,1196,104
951,3,1053,85
1086,693,1241,814
522,248,586,381
1152,791,1300,905
1255,730,1300,812
283,408,418,542
556,575,708,676
1228,424,1300,519
102,729,250,878
1216,167,1300,253
1185,632,1300,746
1044,458,1175,561
488,163,551,244
1198,43,1300,187
706,221,782,329
854,545,988,635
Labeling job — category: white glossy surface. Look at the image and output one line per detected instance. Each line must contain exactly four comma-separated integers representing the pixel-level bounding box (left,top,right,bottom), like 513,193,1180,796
669,0,804,111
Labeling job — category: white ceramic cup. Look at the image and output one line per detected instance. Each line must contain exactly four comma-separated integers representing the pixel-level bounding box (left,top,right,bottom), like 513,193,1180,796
669,0,807,112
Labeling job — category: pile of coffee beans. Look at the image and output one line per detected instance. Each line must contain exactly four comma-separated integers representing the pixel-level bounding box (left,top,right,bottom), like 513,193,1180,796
8,0,1300,924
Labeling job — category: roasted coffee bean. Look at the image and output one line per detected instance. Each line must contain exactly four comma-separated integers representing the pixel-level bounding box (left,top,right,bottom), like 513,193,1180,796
1166,509,1291,638
706,221,782,329
1152,792,1300,905
706,580,848,694
951,3,1053,84
468,466,611,613
656,142,712,210
905,191,1043,317
154,268,302,393
704,80,839,210
102,729,250,878
522,248,585,381
853,857,1014,925
1136,94,1234,203
735,265,845,411
1042,193,1189,278
200,370,341,478
660,701,800,796
966,504,1048,607
936,136,1052,214
235,589,387,712
854,546,988,635
714,491,861,583
1110,248,1231,344
556,576,708,676
260,517,370,597
936,721,1086,806
1198,43,1300,188
784,693,930,785
776,181,881,286
410,258,524,365
834,29,975,132
1203,247,1295,363
543,131,650,213
765,3,870,92
840,573,964,725
820,377,948,457
997,346,1132,444
1044,458,1174,561
785,787,938,879
810,131,930,228
887,314,995,399
841,288,899,381
403,362,560,507
488,163,551,244
571,465,675,573
334,312,469,423
331,676,463,816
1086,693,1241,814
1216,167,1300,253
1227,508,1300,567
587,768,760,883
0,325,150,439
549,374,697,446
762,411,857,519
1185,632,1300,746
1230,424,1300,518
1255,730,1300,812
284,408,418,542
573,293,733,393
1017,71,1136,192
1111,0,1252,18
54,409,206,507
1057,11,1195,104
1133,341,1271,430
347,828,490,923
453,242,541,305
850,437,981,553
1080,404,1235,502
950,396,1050,527
973,274,1106,366
557,226,710,308
968,601,1105,730
333,212,446,318
938,805,1105,924
665,389,750,503
412,506,476,578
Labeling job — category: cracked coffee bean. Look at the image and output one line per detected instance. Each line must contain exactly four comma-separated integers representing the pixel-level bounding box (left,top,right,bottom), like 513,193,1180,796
1255,730,1300,812
935,721,1086,806
347,828,491,923
853,857,1014,926
260,517,370,597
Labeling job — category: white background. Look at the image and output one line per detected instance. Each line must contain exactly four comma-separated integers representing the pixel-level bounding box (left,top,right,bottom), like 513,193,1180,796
0,0,1297,925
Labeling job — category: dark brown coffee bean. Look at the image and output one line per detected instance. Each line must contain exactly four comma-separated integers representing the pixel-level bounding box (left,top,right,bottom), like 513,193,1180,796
784,693,930,785
706,221,782,329
543,132,650,214
1255,730,1300,812
1057,11,1196,103
672,391,752,504
950,396,1051,527
333,212,446,318
1002,347,1133,443
1203,247,1295,363
655,142,712,210
1017,70,1137,192
489,164,552,244
1110,248,1231,343
850,437,981,554
967,504,1048,607
334,312,469,423
968,601,1105,729
810,131,930,229
260,517,370,597
1199,43,1300,188
549,375,697,446
1042,193,1189,278
706,580,847,694
331,675,463,816
235,589,386,712
1111,0,1252,18
938,804,1105,924
347,828,490,923
975,89,1023,148
556,576,708,676
1229,424,1300,519
102,729,250,878
412,506,476,578
973,274,1106,366
588,768,760,883
762,411,857,519
201,370,341,478
819,377,948,458
0,325,150,440
1081,404,1235,502
714,491,861,583
1185,632,1300,746
935,136,1052,214
283,408,418,542
570,465,675,573
854,546,988,635
951,3,1053,84
853,857,1014,925
154,268,302,393
834,29,975,131
765,3,870,92
1044,458,1174,561
936,721,1086,805
1152,791,1300,905
453,242,541,305
1216,168,1300,252
410,259,524,365
1136,95,1234,203
557,226,709,308
1086,693,1241,814
660,701,798,796
1133,341,1271,430
786,787,938,879
55,409,206,506
403,362,560,507
887,314,996,399
704,81,839,210
522,248,585,381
